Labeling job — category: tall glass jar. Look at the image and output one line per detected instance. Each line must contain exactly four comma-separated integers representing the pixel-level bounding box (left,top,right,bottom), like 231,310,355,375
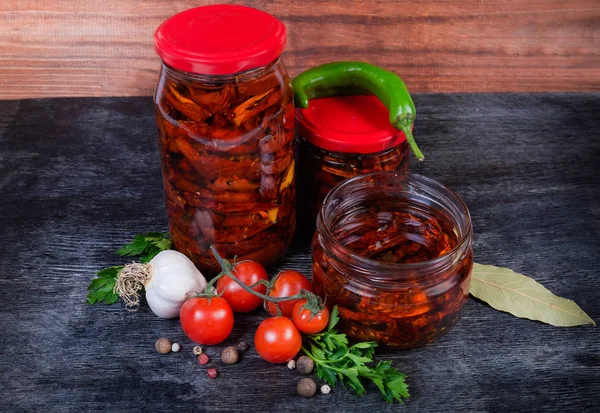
296,95,410,227
153,5,295,274
312,173,473,348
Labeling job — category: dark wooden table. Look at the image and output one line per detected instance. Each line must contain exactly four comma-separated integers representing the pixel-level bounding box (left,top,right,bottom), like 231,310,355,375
1,94,598,413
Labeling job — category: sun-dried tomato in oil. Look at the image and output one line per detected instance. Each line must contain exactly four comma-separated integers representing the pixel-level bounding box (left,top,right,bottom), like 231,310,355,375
154,59,295,274
297,138,409,227
311,173,473,349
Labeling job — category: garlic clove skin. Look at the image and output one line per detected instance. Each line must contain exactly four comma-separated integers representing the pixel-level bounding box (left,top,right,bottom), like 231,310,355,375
145,250,207,319
146,287,183,319
148,250,207,302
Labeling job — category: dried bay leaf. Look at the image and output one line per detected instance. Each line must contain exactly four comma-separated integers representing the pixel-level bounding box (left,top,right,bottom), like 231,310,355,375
470,263,596,327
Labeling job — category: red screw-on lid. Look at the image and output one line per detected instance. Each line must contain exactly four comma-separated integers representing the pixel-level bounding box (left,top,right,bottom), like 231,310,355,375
296,95,407,154
154,5,286,75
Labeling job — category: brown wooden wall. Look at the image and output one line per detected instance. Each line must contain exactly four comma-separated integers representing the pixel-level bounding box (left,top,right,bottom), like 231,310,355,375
1,0,599,99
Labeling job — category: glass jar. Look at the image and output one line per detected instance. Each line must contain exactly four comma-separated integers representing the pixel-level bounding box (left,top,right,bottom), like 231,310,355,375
296,95,410,227
153,5,295,274
312,172,473,348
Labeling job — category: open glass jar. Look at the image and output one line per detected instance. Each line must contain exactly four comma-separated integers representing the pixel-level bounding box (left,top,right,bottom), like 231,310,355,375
153,5,295,274
296,95,410,227
312,172,473,348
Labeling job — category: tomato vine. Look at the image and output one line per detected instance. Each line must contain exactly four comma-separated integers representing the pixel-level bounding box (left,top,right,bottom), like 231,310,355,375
202,245,324,316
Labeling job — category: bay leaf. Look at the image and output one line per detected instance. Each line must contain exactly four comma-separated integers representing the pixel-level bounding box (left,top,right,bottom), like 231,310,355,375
470,263,596,327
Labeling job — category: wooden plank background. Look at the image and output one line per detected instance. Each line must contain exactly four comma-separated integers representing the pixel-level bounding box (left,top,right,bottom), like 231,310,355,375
1,0,599,99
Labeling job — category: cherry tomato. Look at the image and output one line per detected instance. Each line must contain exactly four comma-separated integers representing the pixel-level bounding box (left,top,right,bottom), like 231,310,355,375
266,270,313,317
179,296,234,345
216,260,268,313
254,317,302,363
292,300,330,334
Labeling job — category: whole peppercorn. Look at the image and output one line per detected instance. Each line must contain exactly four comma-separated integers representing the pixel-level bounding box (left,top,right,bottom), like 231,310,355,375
321,384,331,395
207,368,218,379
297,378,317,398
236,341,250,353
221,346,239,365
171,343,181,353
198,353,210,365
287,359,296,370
155,337,172,354
296,356,314,374
192,346,203,356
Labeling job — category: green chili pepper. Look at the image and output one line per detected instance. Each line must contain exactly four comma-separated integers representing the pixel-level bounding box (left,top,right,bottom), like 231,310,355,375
292,61,423,161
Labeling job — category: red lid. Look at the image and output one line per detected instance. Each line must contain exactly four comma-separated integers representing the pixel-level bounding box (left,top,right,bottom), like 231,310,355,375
154,5,286,75
296,95,407,154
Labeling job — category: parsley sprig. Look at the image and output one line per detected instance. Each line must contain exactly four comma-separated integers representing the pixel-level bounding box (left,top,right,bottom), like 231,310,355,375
302,306,410,403
86,232,172,305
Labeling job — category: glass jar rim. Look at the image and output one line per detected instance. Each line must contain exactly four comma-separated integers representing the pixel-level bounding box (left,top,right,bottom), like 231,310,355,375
317,172,473,274
161,57,281,85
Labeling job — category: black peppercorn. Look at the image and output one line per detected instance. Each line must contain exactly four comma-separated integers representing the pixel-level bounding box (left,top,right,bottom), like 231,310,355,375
236,341,250,353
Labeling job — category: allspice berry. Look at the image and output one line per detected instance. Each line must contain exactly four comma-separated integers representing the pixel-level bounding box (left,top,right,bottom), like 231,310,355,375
221,346,239,365
297,378,317,398
296,356,314,374
155,337,172,354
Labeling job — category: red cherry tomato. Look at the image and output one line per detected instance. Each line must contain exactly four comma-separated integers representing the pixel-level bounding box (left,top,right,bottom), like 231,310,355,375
292,300,330,334
266,270,313,317
179,296,234,345
216,260,269,313
254,317,302,363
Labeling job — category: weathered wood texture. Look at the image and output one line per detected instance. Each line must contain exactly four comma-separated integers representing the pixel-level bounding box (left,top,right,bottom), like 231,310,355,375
1,0,599,99
0,94,599,412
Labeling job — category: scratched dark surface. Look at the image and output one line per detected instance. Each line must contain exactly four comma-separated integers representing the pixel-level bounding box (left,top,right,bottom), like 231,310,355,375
0,94,599,413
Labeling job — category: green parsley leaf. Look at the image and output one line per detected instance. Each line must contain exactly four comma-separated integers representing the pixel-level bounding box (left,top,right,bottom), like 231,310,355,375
328,305,340,330
315,363,338,387
302,305,410,404
350,341,376,349
116,232,172,263
86,266,123,305
310,345,326,360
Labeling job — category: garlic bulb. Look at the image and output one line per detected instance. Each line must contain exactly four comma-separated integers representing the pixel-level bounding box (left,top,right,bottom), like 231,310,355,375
114,250,207,318
145,250,207,318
